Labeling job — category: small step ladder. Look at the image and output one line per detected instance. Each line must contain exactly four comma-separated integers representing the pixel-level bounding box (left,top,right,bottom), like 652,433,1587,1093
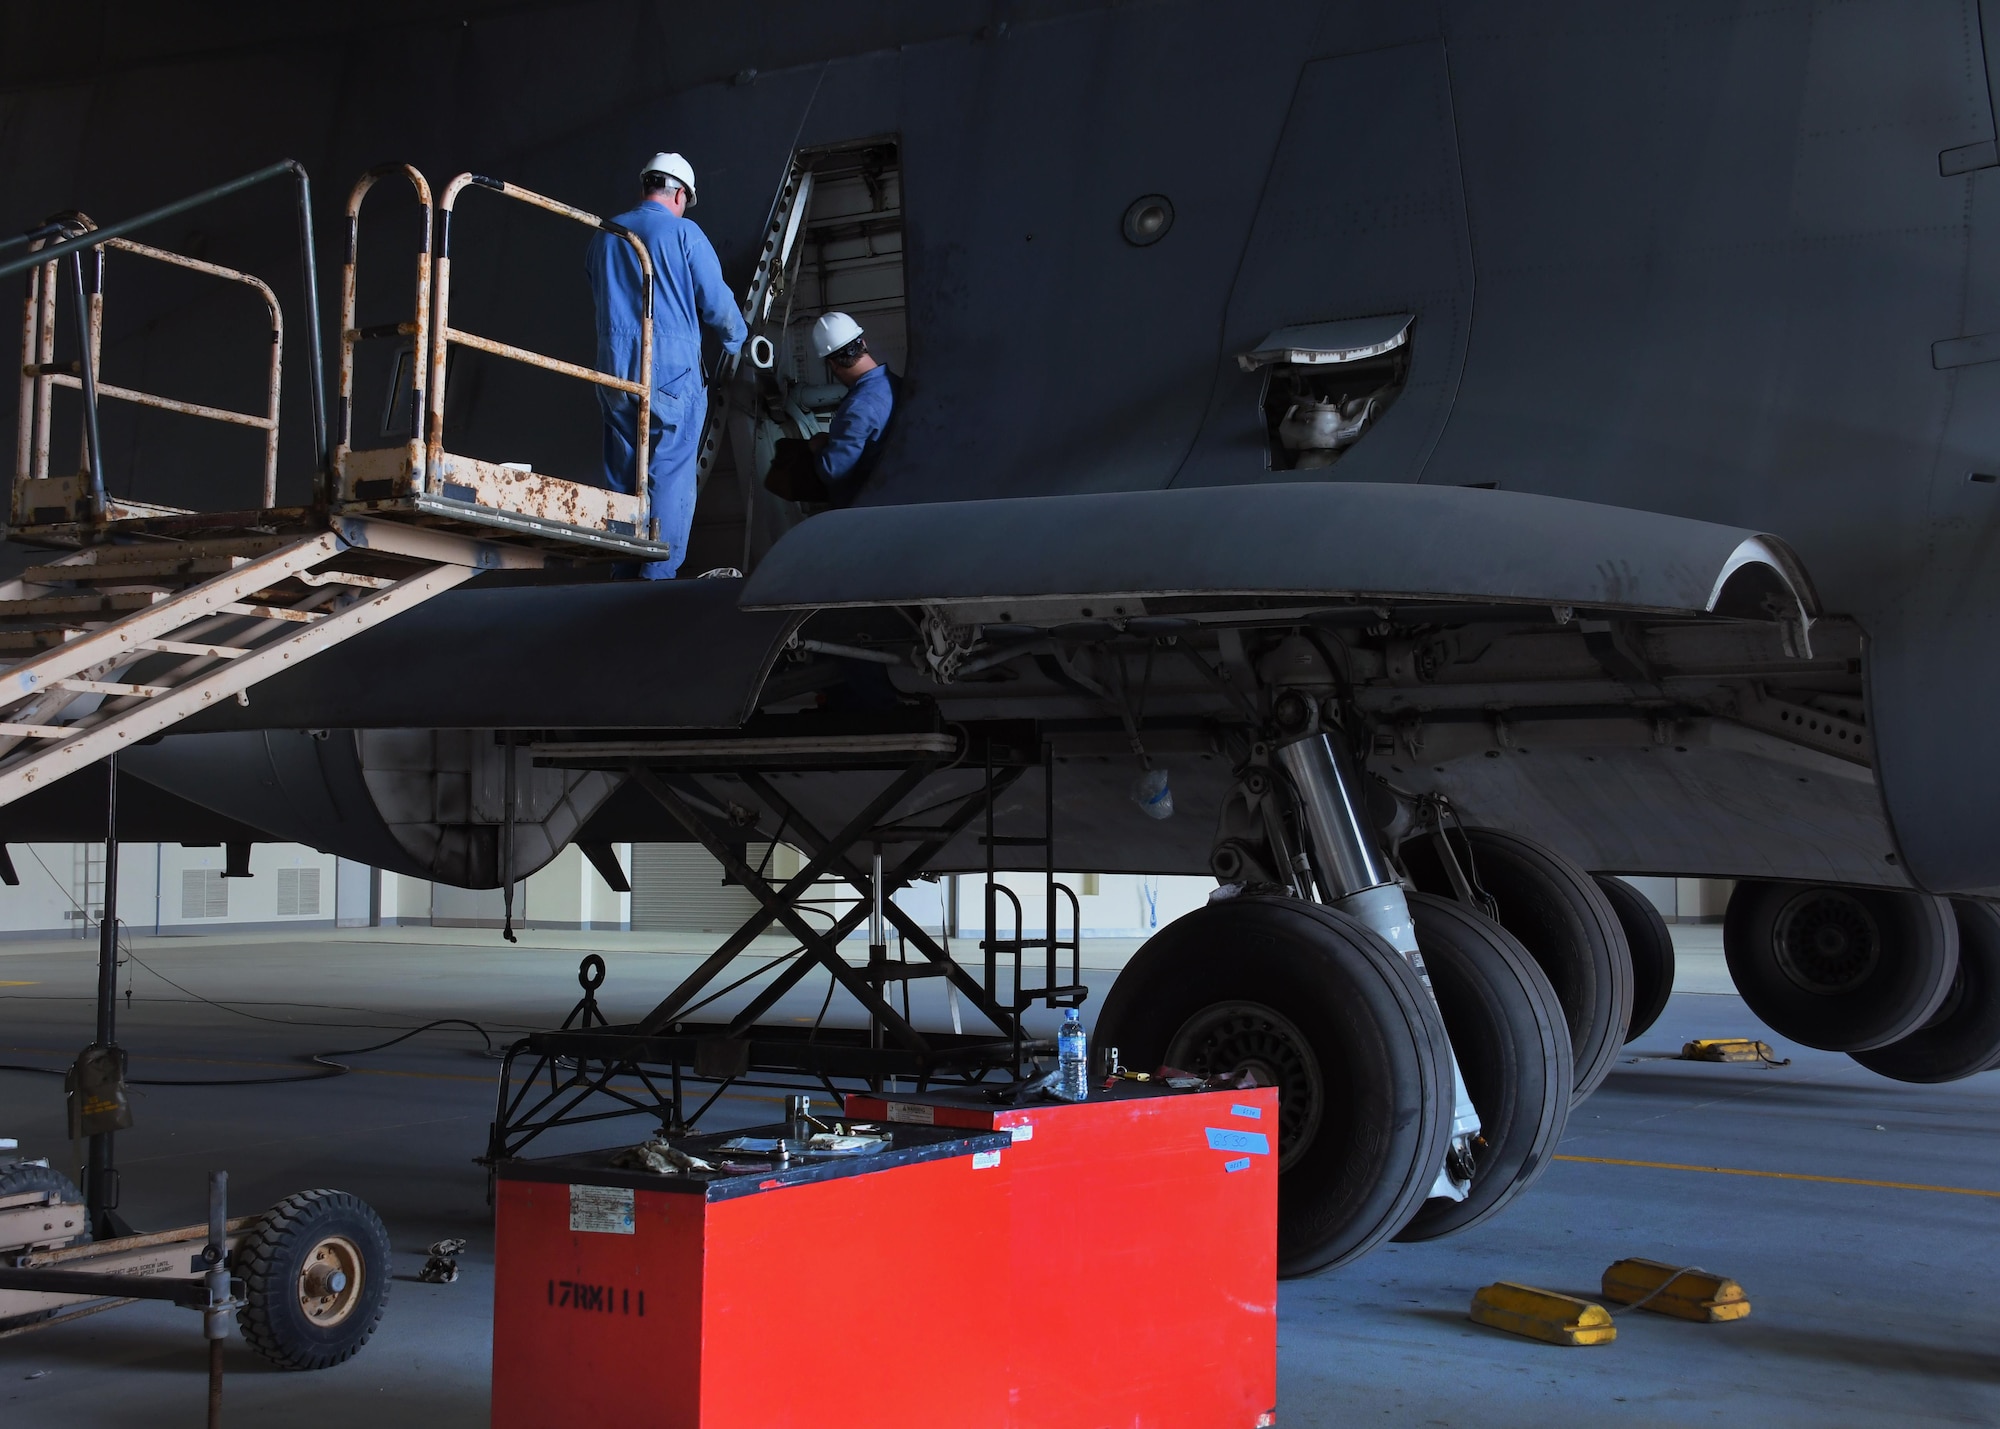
0,516,529,807
980,741,1086,1014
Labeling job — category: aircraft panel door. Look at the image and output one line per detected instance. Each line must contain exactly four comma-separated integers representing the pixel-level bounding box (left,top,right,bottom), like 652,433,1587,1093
1173,40,1474,489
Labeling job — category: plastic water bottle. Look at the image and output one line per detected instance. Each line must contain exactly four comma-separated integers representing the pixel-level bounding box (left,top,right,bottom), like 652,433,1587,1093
1057,1008,1089,1102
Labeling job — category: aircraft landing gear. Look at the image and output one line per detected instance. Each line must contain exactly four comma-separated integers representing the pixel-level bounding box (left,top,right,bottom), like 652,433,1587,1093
1849,900,2000,1082
1092,895,1455,1277
1594,874,1677,1043
1393,893,1572,1243
1723,881,1958,1051
1405,828,1634,1102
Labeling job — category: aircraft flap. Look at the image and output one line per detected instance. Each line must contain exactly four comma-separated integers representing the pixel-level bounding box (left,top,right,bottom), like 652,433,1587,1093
740,483,1819,629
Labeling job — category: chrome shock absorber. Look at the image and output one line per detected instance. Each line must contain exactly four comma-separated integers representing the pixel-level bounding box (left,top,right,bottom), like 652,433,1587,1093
1270,689,1479,1201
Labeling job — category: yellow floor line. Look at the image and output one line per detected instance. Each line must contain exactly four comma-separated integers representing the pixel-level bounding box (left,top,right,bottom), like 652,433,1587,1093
1553,1153,2000,1199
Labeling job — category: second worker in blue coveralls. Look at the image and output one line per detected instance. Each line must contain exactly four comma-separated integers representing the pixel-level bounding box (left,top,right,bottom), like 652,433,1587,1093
805,311,898,504
586,151,746,578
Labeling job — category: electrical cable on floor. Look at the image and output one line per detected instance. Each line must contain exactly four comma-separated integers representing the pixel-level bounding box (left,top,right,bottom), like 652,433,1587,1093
0,858,507,1085
116,940,506,1038
0,1017,494,1086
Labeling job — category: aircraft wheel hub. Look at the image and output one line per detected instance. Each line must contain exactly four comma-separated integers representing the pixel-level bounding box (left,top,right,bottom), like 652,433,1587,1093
1774,890,1881,995
1166,1001,1320,1171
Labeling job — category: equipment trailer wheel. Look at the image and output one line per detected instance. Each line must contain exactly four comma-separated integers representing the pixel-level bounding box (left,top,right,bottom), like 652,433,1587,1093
1723,882,1957,1052
1594,875,1676,1042
1394,893,1572,1242
1405,829,1634,1102
1849,900,2000,1082
235,1189,390,1370
0,1164,88,1331
1092,895,1454,1277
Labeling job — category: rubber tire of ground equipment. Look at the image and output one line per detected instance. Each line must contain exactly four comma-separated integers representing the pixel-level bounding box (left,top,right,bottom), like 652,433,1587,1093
1403,829,1634,1103
235,1189,391,1370
1091,895,1454,1277
1394,893,1573,1242
1723,881,1958,1053
1849,900,2000,1082
1594,874,1677,1043
0,1164,88,1331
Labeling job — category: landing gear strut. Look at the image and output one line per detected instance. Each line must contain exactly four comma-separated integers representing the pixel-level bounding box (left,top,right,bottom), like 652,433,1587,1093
1268,698,1479,1202
1100,685,1543,1273
1393,893,1572,1242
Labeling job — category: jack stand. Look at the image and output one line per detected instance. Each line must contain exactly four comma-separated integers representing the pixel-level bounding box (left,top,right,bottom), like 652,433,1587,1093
1272,708,1480,1201
867,845,887,1064
84,753,133,1241
201,1169,237,1429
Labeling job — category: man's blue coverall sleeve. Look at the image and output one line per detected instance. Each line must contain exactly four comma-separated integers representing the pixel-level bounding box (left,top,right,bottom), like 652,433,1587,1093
683,228,747,355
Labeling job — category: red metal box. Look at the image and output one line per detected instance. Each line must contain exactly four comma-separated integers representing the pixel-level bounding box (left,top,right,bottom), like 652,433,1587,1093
492,1121,1014,1428
845,1081,1279,1429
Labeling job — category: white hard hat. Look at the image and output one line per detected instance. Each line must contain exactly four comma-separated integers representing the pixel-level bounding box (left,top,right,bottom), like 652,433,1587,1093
811,312,865,359
640,152,697,206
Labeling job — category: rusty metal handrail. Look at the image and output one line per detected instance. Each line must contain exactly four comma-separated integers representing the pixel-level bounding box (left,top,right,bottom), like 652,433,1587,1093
15,218,103,512
0,160,327,487
17,229,284,510
335,164,432,490
428,174,654,537
15,231,57,499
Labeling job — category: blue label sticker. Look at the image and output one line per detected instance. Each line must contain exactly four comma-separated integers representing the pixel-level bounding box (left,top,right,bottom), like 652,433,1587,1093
1231,1103,1263,1119
1224,1157,1252,1173
1205,1127,1272,1156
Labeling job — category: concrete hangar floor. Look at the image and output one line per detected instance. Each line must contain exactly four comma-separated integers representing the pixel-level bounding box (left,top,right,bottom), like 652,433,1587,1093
0,925,1994,1427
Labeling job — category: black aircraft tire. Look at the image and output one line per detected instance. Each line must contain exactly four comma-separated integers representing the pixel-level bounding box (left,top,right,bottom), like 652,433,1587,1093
1723,882,1958,1053
236,1189,391,1370
1405,829,1634,1103
1092,895,1454,1277
1394,893,1573,1243
1849,900,2000,1082
1594,875,1677,1042
0,1164,88,1331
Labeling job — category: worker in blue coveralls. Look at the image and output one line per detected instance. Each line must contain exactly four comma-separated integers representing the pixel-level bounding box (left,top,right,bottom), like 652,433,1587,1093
805,312,898,505
586,151,745,578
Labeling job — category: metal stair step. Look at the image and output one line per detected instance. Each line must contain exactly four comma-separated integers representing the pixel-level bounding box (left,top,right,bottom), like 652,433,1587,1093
77,535,294,563
0,591,163,619
0,629,83,653
23,556,244,584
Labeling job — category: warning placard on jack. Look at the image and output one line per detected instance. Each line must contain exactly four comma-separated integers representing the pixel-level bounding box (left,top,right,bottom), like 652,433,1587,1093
569,1183,635,1235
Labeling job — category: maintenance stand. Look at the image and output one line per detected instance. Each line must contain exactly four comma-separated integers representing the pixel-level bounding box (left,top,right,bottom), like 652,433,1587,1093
0,157,690,1413
484,728,1090,1169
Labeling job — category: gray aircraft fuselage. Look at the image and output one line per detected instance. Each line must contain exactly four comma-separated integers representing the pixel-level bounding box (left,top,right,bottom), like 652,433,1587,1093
6,2,1999,894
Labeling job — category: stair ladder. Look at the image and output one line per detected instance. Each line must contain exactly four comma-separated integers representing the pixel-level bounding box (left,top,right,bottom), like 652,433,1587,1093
0,159,679,815
0,517,527,806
